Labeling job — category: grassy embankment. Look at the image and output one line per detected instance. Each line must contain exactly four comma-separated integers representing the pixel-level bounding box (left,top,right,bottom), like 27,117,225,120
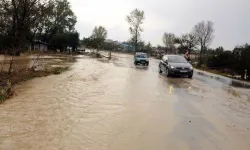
193,64,248,81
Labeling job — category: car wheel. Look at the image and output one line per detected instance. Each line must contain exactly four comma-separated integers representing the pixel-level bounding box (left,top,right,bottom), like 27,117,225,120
188,74,193,78
159,66,162,73
166,68,171,77
146,62,149,66
134,62,138,65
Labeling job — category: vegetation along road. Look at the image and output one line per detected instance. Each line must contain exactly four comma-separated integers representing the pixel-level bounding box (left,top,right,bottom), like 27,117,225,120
0,53,249,150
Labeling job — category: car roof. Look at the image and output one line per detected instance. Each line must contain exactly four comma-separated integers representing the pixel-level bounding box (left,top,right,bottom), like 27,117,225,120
164,55,182,57
162,55,184,60
135,52,146,55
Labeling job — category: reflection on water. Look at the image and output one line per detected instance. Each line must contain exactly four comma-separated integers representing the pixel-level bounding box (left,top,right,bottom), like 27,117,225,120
168,85,174,94
135,65,149,70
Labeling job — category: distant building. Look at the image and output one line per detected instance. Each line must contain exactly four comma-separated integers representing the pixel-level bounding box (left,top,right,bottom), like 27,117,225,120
120,43,135,52
29,41,48,51
103,39,121,50
103,39,134,52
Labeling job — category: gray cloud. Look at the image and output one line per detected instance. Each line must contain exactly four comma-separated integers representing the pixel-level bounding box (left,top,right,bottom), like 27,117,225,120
71,0,250,49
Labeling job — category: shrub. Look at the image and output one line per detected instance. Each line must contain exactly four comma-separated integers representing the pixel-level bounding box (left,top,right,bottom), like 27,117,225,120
0,81,13,103
201,64,208,70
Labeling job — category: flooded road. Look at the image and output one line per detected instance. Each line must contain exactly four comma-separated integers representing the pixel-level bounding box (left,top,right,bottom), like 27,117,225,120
0,53,250,150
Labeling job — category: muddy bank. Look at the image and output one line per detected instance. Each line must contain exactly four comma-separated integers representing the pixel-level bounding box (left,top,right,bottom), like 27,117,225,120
0,54,76,103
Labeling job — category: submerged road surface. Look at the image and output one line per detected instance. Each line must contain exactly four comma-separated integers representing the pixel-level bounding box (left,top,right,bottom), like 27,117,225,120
0,53,250,150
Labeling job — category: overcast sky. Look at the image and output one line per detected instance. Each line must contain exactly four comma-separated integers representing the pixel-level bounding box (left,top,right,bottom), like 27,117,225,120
70,0,250,50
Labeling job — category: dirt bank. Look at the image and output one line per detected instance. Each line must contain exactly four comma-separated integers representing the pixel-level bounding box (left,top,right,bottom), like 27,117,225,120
0,54,76,103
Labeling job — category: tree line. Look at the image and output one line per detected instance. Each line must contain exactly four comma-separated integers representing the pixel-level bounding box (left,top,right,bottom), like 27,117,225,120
0,0,79,54
0,2,249,80
205,45,250,79
80,8,249,80
81,8,148,52
160,21,249,80
82,26,108,51
162,21,214,63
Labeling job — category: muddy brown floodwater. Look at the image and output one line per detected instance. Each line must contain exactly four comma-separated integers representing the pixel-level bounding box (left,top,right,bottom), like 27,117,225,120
0,53,250,150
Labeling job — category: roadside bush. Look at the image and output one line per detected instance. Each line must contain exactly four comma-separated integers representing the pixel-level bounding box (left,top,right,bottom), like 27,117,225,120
0,81,14,103
90,51,102,58
207,51,234,68
201,64,208,70
52,67,69,75
53,67,63,75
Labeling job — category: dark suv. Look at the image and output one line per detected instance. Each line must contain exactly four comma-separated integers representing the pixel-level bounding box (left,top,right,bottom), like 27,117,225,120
159,55,193,78
134,52,149,66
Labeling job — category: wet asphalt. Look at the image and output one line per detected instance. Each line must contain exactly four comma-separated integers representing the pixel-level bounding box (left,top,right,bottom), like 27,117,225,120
0,52,249,150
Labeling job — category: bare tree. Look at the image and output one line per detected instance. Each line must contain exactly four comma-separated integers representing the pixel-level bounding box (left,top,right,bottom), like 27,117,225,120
0,0,54,74
91,26,107,40
175,33,198,53
126,9,145,51
90,26,107,52
193,21,214,66
162,32,176,54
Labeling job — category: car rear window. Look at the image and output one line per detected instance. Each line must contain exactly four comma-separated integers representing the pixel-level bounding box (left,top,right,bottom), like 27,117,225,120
168,56,187,63
136,53,147,58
